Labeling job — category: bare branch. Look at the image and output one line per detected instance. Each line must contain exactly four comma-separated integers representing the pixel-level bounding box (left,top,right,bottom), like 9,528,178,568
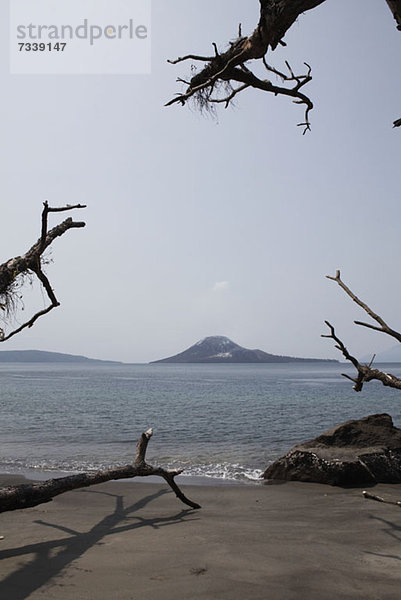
0,304,57,343
324,270,401,392
167,54,214,65
209,83,250,108
40,201,85,250
326,270,401,343
368,354,376,368
322,321,401,392
166,1,327,129
321,321,360,370
0,203,86,341
0,429,201,513
363,491,401,507
263,58,311,89
46,203,86,213
167,1,400,129
166,52,314,131
165,41,249,108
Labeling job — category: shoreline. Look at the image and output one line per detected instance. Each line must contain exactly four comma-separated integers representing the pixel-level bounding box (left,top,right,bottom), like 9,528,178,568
0,469,257,488
1,476,401,599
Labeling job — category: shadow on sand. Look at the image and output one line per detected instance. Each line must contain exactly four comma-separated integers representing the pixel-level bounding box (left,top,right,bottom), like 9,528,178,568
363,513,401,562
0,487,199,600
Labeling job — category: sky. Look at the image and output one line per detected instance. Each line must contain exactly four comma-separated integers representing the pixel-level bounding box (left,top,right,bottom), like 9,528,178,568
1,0,400,363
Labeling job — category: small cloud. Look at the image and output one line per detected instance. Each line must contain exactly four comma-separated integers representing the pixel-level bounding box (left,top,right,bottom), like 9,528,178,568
212,281,229,293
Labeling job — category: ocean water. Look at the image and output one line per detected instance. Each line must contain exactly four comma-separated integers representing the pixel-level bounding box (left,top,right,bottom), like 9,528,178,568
1,362,401,484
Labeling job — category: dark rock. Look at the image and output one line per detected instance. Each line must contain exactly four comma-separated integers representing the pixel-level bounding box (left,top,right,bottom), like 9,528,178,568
263,414,401,486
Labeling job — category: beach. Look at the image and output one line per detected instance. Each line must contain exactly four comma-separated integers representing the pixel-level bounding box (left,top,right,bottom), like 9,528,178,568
1,475,400,599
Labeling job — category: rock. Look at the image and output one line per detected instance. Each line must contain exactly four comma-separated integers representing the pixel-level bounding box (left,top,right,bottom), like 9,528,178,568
263,414,401,486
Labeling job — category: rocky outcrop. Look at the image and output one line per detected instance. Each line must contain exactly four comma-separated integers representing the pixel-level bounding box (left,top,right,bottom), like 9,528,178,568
263,414,401,486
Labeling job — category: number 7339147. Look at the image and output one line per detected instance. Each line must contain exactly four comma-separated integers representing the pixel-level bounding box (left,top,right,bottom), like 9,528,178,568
18,42,67,52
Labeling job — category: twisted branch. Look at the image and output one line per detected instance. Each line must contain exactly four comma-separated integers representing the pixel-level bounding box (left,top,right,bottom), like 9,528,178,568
166,1,326,130
0,202,86,341
322,321,401,392
323,271,401,392
167,0,401,129
326,270,401,343
165,1,321,128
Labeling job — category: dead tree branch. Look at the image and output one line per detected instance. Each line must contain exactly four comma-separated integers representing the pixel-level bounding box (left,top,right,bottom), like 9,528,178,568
323,271,401,392
326,270,401,344
0,429,201,513
166,0,325,129
322,321,401,392
0,202,86,341
167,0,400,129
363,490,401,506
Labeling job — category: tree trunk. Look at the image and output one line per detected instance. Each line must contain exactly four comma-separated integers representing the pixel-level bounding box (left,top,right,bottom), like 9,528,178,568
255,0,327,52
385,0,401,29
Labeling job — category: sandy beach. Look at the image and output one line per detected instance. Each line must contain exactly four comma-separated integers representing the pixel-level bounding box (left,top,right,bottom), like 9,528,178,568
0,475,400,600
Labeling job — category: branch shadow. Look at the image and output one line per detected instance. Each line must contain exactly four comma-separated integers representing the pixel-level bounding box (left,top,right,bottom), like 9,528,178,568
367,513,401,542
363,513,401,562
0,488,199,600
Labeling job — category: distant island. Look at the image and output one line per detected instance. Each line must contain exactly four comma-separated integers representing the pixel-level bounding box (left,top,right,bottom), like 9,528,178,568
0,350,122,364
151,336,338,364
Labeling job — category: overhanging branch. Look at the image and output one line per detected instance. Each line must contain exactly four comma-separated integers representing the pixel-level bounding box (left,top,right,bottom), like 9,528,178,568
167,0,400,130
165,1,324,130
0,202,86,341
166,1,326,130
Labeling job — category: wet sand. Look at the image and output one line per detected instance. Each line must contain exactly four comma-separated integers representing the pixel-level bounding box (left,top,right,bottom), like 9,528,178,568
0,475,400,599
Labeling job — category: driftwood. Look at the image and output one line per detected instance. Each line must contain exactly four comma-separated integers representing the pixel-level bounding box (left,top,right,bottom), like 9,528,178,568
167,0,401,131
322,270,401,392
0,202,85,341
363,491,401,507
0,429,200,513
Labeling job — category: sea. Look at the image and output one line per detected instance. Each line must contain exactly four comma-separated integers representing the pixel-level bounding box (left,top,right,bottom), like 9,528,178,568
1,362,401,485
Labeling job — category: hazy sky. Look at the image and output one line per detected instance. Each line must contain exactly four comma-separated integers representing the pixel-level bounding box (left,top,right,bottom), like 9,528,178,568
1,1,400,363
